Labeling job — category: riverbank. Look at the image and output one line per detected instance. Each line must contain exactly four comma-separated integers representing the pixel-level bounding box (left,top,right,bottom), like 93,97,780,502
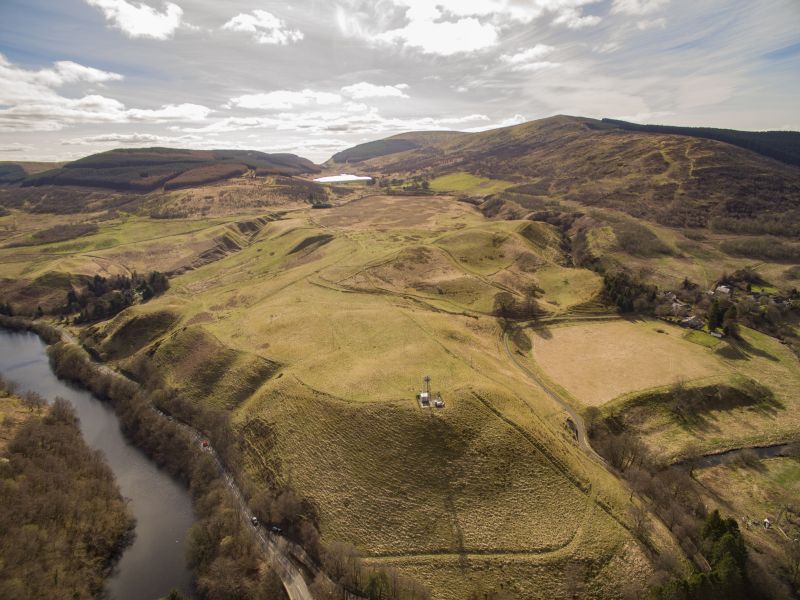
0,316,291,599
0,378,136,598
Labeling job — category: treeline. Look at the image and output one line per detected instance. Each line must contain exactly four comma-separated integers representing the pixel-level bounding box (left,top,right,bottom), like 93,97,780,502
0,395,135,599
65,271,169,323
602,119,800,168
45,342,288,600
720,236,800,263
311,541,430,600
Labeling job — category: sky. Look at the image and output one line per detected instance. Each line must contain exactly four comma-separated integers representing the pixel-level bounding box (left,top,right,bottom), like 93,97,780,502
0,0,798,163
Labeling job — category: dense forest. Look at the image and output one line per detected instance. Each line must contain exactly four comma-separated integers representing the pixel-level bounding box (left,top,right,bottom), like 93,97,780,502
0,389,135,599
603,119,800,168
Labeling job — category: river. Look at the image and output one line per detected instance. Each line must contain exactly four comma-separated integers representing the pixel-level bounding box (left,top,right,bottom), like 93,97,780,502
0,329,194,600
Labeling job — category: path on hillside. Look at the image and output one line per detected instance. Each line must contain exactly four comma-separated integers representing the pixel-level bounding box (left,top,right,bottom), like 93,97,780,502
502,328,606,464
56,329,316,600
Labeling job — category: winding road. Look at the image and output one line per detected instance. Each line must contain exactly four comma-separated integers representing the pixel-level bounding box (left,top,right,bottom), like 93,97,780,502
502,328,606,464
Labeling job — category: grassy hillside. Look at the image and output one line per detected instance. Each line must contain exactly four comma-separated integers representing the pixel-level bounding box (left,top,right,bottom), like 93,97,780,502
333,116,800,237
17,148,320,192
329,132,464,164
27,192,672,598
603,118,800,168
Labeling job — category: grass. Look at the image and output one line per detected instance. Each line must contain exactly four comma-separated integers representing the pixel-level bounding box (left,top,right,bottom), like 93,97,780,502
593,325,800,462
429,171,514,196
684,330,722,348
531,320,728,407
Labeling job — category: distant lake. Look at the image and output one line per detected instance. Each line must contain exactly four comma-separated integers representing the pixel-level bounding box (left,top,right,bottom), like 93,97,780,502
314,174,373,183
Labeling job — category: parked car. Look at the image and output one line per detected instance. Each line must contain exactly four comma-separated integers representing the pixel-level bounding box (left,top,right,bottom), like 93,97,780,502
251,516,259,527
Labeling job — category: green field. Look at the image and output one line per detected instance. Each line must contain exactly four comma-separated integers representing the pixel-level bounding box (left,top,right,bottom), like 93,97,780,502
429,171,514,195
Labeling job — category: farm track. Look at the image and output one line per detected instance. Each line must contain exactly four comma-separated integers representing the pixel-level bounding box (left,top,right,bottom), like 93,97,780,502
502,328,604,463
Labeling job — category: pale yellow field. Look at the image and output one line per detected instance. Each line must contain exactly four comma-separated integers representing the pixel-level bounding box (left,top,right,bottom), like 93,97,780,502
532,320,727,406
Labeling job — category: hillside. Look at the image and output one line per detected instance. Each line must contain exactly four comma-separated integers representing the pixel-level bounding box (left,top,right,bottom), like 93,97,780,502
331,116,800,237
14,148,320,192
330,131,465,164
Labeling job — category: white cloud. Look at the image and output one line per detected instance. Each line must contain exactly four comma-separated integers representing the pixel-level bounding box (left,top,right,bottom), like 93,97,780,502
466,113,527,132
61,132,202,145
636,17,666,30
0,143,32,153
128,103,211,121
341,82,409,99
181,106,490,136
611,0,670,15
0,54,210,131
376,14,498,55
227,90,342,110
222,10,303,45
500,45,560,71
85,0,184,40
553,8,602,29
337,1,603,54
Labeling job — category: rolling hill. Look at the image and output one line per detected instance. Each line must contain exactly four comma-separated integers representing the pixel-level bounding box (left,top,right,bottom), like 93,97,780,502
11,148,320,192
328,115,800,236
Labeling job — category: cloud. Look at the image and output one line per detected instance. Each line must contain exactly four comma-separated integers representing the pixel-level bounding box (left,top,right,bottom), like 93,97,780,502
128,103,211,121
0,54,210,131
337,1,603,54
611,0,670,15
0,143,32,153
222,10,303,44
86,0,184,40
500,45,559,71
181,105,490,136
375,14,499,55
466,113,527,131
61,132,202,145
636,17,666,30
341,82,409,99
227,90,342,110
553,9,602,29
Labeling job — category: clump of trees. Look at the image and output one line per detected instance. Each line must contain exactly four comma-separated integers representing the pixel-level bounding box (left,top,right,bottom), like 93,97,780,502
602,271,658,313
492,286,544,326
649,510,753,599
65,271,169,323
0,397,135,599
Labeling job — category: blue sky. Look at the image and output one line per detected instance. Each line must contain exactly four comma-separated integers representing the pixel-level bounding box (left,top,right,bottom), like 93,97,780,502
0,0,798,162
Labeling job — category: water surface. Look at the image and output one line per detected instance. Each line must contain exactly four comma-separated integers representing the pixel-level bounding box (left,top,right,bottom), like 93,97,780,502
0,330,194,600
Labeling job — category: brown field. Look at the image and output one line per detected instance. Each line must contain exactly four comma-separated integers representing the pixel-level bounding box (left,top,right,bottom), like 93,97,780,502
532,320,727,406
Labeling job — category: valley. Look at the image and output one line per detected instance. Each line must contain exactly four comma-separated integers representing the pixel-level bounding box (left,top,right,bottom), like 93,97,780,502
1,116,799,599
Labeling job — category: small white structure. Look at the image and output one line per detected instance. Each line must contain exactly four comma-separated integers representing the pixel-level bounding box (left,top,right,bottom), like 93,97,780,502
764,517,772,530
716,285,732,295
